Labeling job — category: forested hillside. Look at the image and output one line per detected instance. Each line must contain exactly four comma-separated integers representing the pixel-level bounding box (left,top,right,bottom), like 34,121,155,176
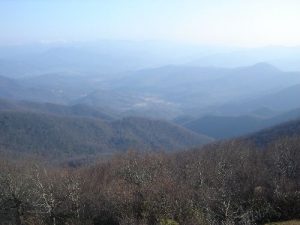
0,111,212,158
0,98,115,121
184,108,300,139
245,119,300,146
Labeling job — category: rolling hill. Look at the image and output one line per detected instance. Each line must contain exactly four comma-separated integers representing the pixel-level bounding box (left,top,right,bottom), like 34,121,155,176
183,107,300,139
110,117,212,151
245,119,300,146
0,75,24,98
0,98,115,121
0,74,68,103
217,84,300,115
0,110,212,158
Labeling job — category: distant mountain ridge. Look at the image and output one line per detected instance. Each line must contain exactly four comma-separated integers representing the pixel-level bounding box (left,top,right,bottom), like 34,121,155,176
1,62,300,120
189,46,300,71
217,84,300,115
105,63,300,117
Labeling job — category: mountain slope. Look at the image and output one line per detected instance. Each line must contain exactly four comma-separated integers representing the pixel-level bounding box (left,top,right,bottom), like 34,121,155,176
0,111,212,157
110,117,212,151
217,84,300,115
0,98,115,121
0,74,69,103
0,75,24,98
184,115,262,139
245,119,300,146
184,107,300,139
0,111,113,156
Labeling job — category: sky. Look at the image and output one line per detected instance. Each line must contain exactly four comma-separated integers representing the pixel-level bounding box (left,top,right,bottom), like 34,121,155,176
1,0,300,47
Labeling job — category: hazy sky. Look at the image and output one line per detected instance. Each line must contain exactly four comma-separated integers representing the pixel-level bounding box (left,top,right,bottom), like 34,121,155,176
1,0,300,47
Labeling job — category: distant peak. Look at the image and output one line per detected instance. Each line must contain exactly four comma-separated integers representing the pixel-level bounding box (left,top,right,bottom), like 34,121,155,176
250,62,280,71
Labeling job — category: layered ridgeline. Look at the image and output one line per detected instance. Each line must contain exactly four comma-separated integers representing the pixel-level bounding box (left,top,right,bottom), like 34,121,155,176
0,103,212,158
2,63,300,120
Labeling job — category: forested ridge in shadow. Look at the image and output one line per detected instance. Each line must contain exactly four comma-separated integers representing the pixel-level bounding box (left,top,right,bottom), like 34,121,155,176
1,135,299,225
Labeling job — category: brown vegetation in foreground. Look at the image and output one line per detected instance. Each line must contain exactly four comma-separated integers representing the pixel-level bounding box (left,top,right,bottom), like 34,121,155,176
265,220,300,225
0,137,299,225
